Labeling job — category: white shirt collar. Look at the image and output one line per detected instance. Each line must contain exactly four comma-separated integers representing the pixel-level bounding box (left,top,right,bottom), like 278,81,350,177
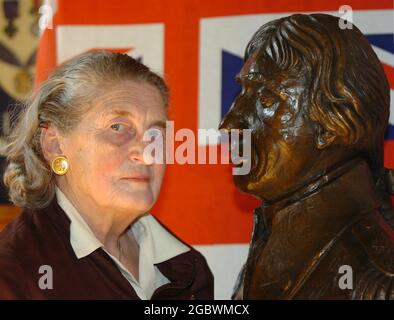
54,186,190,263
55,186,191,299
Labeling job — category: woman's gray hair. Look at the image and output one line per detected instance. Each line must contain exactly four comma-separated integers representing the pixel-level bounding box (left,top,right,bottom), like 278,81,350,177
2,50,169,209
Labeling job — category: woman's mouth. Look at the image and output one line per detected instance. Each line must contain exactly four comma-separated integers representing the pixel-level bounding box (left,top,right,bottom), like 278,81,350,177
121,175,150,182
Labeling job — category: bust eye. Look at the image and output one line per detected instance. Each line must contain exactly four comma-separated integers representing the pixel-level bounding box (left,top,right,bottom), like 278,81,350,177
257,91,276,108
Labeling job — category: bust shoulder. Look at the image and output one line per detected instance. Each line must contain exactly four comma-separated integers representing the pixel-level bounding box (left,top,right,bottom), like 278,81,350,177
350,212,394,299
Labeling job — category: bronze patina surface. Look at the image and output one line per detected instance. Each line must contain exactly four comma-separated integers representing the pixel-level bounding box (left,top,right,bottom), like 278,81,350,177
220,14,394,299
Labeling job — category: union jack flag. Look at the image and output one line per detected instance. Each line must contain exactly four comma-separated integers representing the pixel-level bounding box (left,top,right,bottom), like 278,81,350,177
33,0,393,298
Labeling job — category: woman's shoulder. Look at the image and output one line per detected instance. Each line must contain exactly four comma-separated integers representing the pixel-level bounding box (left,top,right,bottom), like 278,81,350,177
0,206,56,260
0,208,36,252
0,208,42,299
0,203,71,299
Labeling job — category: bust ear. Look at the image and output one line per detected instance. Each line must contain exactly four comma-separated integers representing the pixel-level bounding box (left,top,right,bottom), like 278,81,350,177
315,126,337,150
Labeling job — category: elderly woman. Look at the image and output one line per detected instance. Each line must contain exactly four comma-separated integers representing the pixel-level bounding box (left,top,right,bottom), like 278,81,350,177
0,51,213,299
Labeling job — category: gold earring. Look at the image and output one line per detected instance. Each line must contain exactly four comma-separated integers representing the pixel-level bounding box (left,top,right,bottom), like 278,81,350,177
51,156,69,175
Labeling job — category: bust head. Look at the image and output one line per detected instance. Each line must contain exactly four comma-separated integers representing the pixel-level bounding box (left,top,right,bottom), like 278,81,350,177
220,14,390,202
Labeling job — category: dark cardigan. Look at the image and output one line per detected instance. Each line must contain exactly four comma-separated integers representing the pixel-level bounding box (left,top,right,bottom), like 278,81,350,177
0,199,214,300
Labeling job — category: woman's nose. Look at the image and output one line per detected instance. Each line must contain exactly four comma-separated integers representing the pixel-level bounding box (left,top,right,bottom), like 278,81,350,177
128,140,149,164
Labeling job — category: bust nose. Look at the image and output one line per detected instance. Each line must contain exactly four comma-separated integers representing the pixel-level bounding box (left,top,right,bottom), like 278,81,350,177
219,91,253,132
219,112,239,132
219,106,250,132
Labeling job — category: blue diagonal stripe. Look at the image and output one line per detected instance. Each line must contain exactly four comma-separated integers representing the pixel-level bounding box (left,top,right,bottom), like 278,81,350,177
366,34,394,54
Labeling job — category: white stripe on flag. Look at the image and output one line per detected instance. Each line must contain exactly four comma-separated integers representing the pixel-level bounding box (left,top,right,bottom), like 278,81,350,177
372,45,394,67
193,243,249,299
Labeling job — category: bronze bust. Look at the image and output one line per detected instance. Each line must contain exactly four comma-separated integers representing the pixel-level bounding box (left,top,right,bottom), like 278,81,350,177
219,14,394,299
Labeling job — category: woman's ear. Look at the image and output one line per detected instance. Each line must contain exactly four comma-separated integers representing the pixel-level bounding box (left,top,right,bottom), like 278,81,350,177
40,125,64,162
315,125,337,150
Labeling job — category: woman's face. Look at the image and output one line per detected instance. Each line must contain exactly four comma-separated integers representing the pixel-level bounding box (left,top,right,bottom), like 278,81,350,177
59,80,167,215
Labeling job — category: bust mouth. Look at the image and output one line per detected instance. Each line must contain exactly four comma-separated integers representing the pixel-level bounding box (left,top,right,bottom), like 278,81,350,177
233,142,273,196
232,141,264,182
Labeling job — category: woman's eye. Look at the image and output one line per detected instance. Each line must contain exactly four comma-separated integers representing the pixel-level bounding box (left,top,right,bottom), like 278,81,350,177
110,123,126,132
